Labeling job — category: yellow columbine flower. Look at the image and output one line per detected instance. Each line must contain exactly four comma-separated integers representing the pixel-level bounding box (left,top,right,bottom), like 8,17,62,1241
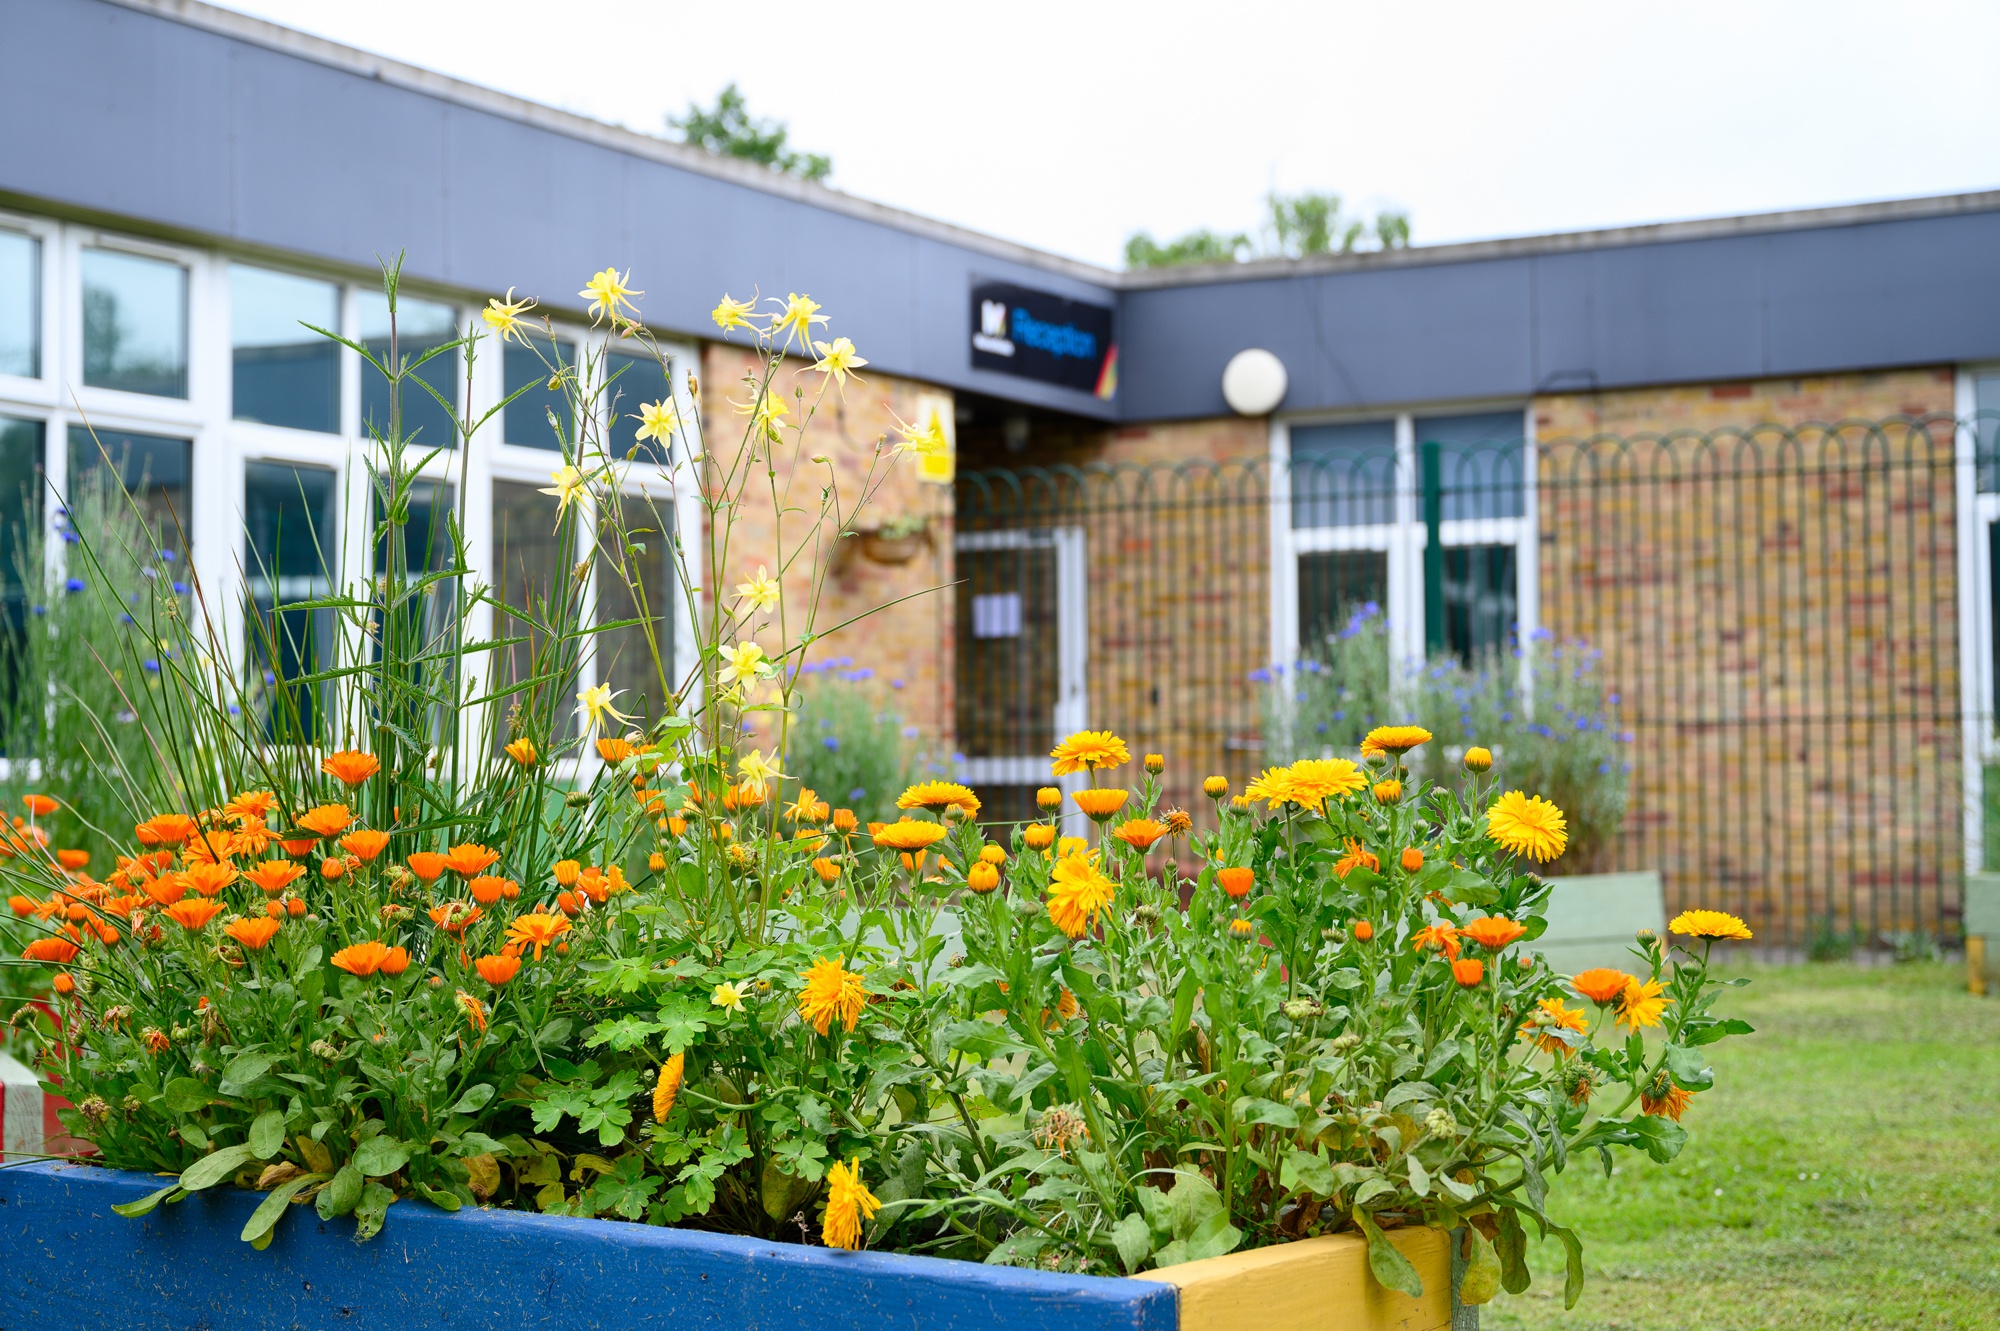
711,294,756,331
894,415,947,459
717,640,769,686
576,682,631,733
539,465,587,518
711,982,744,1011
481,287,536,343
811,336,868,387
733,391,791,440
734,566,781,612
768,292,826,350
633,400,679,444
580,267,640,322
738,747,784,795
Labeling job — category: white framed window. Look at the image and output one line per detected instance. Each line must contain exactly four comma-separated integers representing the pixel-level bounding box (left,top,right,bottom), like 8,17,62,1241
1956,365,2000,868
1270,405,1537,672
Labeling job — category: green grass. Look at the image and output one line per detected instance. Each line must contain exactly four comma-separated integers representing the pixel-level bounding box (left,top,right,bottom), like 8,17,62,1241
1486,962,2000,1330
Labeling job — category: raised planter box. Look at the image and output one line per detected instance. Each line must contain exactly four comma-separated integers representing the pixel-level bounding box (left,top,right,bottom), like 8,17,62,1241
0,1160,1472,1331
1536,871,1665,973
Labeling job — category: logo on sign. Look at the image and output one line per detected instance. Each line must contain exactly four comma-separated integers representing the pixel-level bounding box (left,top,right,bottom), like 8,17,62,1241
973,300,1014,357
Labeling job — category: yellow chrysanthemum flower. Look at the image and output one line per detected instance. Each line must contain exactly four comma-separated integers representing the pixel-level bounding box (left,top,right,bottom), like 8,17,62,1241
1050,730,1130,777
797,956,868,1035
820,1157,882,1250
897,781,981,817
1669,909,1753,941
1046,851,1116,939
1486,790,1568,861
1360,725,1434,756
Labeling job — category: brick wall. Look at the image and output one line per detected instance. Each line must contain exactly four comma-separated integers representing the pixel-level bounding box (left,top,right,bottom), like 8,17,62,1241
1535,370,1963,943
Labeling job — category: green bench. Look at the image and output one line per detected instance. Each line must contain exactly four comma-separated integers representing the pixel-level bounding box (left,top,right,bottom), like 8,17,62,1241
1535,871,1666,974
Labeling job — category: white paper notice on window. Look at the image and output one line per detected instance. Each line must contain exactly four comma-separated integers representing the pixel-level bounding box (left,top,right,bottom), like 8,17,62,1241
971,592,1023,639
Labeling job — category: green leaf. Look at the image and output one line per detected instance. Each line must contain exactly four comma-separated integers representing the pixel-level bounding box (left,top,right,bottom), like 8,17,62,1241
450,1083,496,1115
317,1164,363,1219
1352,1208,1425,1299
218,1051,278,1097
111,1183,184,1218
1496,1208,1531,1295
353,1181,396,1241
1458,1227,1503,1305
239,1174,322,1244
1439,869,1499,907
1520,1152,1547,1211
249,1110,287,1160
161,1078,217,1113
1182,1211,1242,1263
412,1182,463,1212
1382,1081,1438,1114
1405,1154,1430,1197
1236,1097,1301,1128
1549,1222,1586,1309
1111,1212,1153,1273
353,1136,411,1178
1664,1043,1714,1090
180,1144,260,1192
1281,1148,1336,1196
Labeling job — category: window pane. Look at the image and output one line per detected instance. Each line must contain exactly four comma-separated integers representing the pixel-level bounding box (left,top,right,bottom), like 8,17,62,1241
1976,373,2000,493
1291,421,1396,529
503,333,577,450
371,479,458,739
955,543,1059,758
604,349,676,464
244,462,337,742
232,266,339,433
0,231,39,379
491,480,575,749
81,248,187,398
1414,412,1525,521
596,493,676,722
67,426,191,557
1441,543,1516,662
357,292,458,449
1298,551,1387,650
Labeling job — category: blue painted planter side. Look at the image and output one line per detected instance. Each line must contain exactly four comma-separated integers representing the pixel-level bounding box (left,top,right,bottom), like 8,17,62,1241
0,1161,1178,1331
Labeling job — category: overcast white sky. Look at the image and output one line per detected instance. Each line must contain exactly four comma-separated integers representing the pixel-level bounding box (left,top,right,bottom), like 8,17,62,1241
219,0,2000,270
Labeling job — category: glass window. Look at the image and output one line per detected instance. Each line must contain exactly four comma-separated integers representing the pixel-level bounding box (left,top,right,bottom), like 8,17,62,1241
604,349,676,464
358,292,458,449
491,480,575,749
81,248,188,398
1291,421,1396,529
1976,372,2000,493
1298,551,1387,650
232,266,339,433
503,332,577,450
596,493,677,721
67,426,191,557
371,479,459,741
1414,412,1525,521
1441,544,1517,661
244,462,337,742
0,231,39,379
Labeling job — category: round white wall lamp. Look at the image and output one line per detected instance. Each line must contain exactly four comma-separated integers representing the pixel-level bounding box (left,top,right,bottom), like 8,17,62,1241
1221,348,1288,416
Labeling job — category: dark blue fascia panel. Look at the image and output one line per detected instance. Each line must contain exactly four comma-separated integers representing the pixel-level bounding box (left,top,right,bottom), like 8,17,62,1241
0,1161,1178,1331
0,0,1122,419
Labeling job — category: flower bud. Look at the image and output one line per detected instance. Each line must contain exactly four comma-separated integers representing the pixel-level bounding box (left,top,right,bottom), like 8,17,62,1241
1202,776,1228,798
1372,780,1402,805
1023,824,1056,850
1351,918,1374,941
1463,746,1493,772
1144,753,1165,775
967,862,1000,894
1035,787,1062,810
1400,847,1425,872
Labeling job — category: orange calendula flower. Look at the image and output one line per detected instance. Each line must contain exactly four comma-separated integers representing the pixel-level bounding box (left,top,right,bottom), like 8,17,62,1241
1217,866,1254,899
1049,730,1130,776
811,857,841,883
1072,788,1129,819
1463,747,1493,771
22,794,57,817
296,805,354,839
1669,909,1753,941
596,736,637,763
1527,997,1589,1056
225,791,279,823
341,830,390,861
653,1051,686,1122
225,916,282,951
1451,957,1486,986
475,954,521,986
443,843,500,876
830,808,859,834
504,737,538,767
142,873,188,906
505,912,571,960
320,858,345,882
1360,725,1433,756
56,849,90,871
22,937,81,964
1372,780,1402,805
1486,791,1568,862
1461,916,1528,951
134,814,197,847
184,862,238,897
321,751,380,787
468,876,511,906
430,903,482,935
1640,1069,1695,1122
51,971,75,995
164,898,226,931
1570,967,1636,1006
1023,824,1056,850
1351,918,1374,941
331,941,393,975
407,852,448,883
380,946,411,976
142,1027,171,1054
966,861,999,893
1203,776,1229,798
1334,839,1379,878
456,989,487,1032
1616,976,1670,1030
244,860,305,896
552,860,583,887
870,820,950,852
1046,851,1116,939
979,844,1008,865
820,1157,881,1251
797,956,869,1035
1112,818,1167,852
897,781,982,817
1411,921,1461,960
1400,847,1425,873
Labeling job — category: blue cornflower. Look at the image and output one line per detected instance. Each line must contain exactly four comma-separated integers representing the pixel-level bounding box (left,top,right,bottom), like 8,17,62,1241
64,577,84,593
822,736,840,751
142,659,159,673
848,787,866,801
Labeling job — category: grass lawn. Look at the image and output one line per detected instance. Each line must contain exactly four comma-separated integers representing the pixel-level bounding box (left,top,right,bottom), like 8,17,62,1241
1485,961,2000,1330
